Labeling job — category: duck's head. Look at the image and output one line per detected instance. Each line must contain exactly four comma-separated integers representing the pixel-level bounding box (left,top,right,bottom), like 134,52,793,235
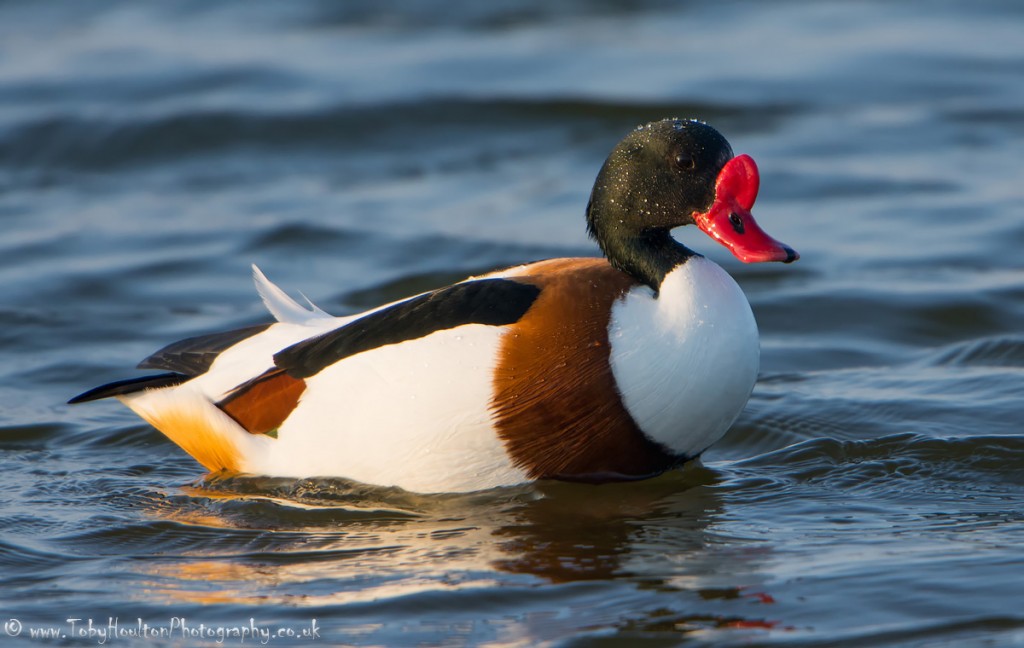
586,118,798,290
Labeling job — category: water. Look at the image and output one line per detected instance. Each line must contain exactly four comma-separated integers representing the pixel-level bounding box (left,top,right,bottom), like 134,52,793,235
2,1,1023,645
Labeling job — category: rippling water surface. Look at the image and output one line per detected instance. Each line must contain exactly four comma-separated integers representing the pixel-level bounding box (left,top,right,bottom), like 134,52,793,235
2,1,1023,645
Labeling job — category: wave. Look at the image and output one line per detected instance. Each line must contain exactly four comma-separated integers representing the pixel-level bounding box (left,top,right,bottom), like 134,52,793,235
0,96,801,173
921,334,1024,368
727,432,1024,501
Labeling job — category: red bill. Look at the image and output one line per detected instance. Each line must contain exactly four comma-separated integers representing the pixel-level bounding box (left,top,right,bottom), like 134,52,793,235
693,154,798,264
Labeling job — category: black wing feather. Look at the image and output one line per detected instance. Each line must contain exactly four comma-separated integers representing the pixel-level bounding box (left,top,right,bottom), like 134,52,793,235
275,278,541,379
68,373,190,404
137,324,271,376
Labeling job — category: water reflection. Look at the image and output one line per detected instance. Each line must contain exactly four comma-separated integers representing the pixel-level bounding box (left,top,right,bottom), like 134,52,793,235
492,468,723,583
133,464,778,624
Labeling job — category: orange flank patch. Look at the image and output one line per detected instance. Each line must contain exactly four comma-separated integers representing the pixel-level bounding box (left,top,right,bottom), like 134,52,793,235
135,403,244,473
491,258,681,479
218,370,306,436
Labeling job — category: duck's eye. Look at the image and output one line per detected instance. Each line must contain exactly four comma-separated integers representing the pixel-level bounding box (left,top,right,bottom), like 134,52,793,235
674,153,695,171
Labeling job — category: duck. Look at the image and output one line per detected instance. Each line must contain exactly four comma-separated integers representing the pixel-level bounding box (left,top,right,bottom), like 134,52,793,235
70,118,798,494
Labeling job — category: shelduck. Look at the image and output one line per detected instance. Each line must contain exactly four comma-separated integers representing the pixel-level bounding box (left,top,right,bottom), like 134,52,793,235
70,119,798,493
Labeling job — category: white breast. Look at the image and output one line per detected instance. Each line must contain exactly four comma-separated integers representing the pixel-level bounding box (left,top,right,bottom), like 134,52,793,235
607,256,760,457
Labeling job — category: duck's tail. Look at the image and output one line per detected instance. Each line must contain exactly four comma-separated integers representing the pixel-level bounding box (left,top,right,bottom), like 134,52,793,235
67,264,320,473
71,377,271,473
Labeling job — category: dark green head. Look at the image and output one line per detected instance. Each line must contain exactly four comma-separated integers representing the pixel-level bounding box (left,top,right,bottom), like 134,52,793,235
586,119,797,290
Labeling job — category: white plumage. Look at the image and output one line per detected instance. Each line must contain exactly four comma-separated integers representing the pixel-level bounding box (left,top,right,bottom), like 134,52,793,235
609,256,760,458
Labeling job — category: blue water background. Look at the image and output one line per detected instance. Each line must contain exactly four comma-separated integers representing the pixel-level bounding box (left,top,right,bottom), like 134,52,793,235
1,1,1023,645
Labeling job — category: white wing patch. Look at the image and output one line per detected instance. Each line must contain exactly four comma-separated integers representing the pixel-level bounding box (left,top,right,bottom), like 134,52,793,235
252,264,332,325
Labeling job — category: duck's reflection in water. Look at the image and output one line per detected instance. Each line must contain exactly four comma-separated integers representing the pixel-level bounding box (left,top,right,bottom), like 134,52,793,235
135,463,780,637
